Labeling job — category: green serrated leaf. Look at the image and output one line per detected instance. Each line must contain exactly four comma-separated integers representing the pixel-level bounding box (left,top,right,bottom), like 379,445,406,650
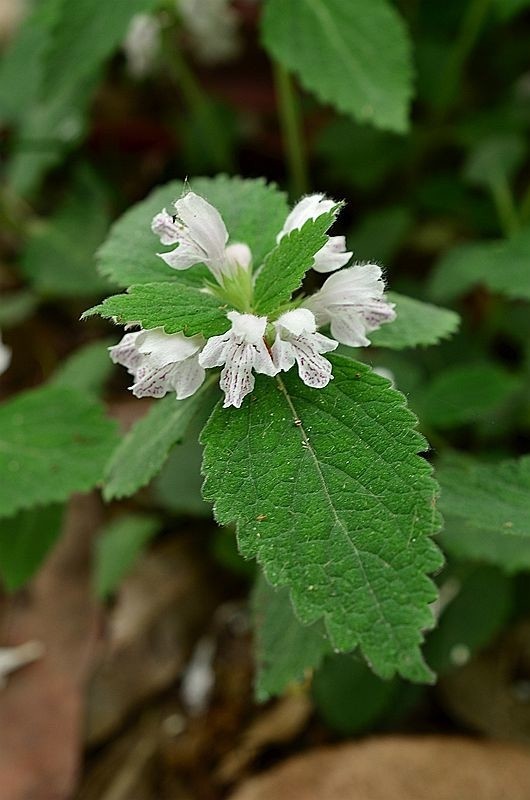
42,0,157,99
0,504,64,591
51,338,115,397
437,455,530,573
97,176,289,288
84,283,230,338
253,212,336,315
417,363,521,429
262,0,414,133
95,513,160,598
0,0,62,124
104,380,217,501
368,293,460,349
429,227,530,303
0,385,119,519
20,166,111,297
202,355,442,682
253,574,331,701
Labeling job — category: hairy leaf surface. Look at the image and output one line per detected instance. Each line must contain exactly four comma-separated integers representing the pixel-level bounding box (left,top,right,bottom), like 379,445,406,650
84,283,230,338
254,212,336,315
202,355,442,681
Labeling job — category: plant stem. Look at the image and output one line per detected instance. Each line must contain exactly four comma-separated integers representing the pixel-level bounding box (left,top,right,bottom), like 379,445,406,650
161,28,232,171
491,178,520,237
436,0,491,117
273,62,309,198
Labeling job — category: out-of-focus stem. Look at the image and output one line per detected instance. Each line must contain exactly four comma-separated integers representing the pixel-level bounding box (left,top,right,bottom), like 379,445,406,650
436,0,491,117
490,178,520,237
162,28,232,171
273,62,309,198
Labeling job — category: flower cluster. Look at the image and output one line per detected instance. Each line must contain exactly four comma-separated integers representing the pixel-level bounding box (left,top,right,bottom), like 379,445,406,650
111,191,396,409
0,331,11,377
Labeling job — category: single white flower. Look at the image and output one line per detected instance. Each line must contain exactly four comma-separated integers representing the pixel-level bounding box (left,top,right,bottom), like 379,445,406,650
110,327,205,400
199,311,277,408
272,308,337,389
305,264,396,348
278,193,352,274
151,191,251,284
123,13,161,78
177,0,241,65
0,331,11,376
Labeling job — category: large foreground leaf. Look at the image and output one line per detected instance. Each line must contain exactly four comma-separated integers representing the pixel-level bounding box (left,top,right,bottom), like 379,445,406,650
262,0,413,133
0,385,118,518
202,355,442,681
97,176,289,287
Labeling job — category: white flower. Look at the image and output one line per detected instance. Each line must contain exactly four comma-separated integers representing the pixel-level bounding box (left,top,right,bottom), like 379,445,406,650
199,311,277,408
110,327,205,400
0,331,11,376
123,13,161,78
272,308,337,388
151,191,250,284
305,264,396,348
278,193,352,273
177,0,241,64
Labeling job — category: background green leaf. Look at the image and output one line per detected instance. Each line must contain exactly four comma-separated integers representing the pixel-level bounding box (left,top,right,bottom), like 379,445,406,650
438,455,530,573
20,166,111,297
0,385,119,519
262,0,414,132
253,574,331,701
368,293,460,349
95,513,160,598
104,381,217,501
0,504,64,591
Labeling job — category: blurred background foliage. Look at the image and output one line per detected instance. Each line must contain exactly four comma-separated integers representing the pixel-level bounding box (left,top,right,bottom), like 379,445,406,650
2,0,530,762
